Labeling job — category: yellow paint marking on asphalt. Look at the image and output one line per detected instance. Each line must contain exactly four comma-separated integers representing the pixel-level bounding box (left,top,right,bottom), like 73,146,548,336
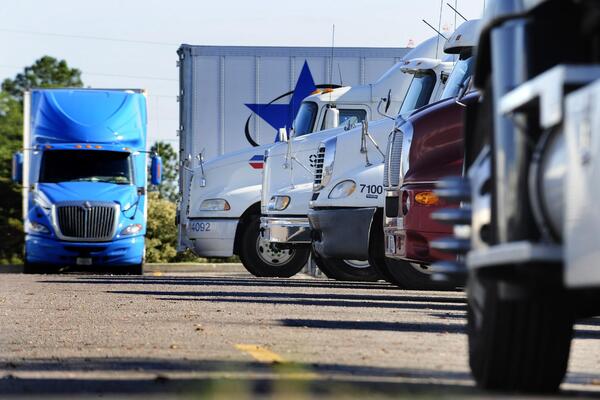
234,344,321,379
151,271,163,277
235,344,286,363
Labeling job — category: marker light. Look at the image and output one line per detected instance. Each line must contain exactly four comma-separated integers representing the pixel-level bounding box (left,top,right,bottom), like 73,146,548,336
200,199,231,211
328,180,356,199
75,144,82,149
45,145,52,149
415,191,440,206
267,196,290,211
95,145,102,149
120,224,143,236
85,145,92,149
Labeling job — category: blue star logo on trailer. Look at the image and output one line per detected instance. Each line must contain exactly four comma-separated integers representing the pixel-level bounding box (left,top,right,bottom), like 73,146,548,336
245,61,317,144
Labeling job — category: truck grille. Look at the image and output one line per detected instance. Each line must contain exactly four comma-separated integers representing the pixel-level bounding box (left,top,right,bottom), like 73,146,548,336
56,202,117,241
312,145,326,191
383,129,403,188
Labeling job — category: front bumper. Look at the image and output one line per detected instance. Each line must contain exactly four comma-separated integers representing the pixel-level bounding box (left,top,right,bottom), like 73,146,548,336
260,216,311,244
186,218,237,257
25,234,144,266
385,227,454,264
309,207,376,260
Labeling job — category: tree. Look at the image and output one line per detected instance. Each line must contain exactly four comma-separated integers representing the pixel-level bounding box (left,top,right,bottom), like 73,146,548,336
149,141,178,202
2,56,83,103
0,56,83,265
145,192,178,263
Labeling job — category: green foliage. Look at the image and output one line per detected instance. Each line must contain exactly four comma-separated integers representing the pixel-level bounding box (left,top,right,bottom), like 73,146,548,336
0,56,82,265
2,56,83,103
149,141,178,202
145,192,178,263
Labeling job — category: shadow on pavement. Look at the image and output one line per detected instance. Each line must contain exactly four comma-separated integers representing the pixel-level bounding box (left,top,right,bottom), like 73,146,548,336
0,357,478,398
41,274,448,291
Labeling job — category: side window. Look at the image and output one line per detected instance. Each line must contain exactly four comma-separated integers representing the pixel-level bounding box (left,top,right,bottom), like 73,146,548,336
321,109,367,130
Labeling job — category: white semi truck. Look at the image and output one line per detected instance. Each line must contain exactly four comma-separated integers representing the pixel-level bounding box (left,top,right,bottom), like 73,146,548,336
308,20,480,283
177,45,411,275
260,36,451,280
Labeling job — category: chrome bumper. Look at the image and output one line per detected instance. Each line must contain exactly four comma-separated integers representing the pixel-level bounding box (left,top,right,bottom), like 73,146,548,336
260,216,311,244
384,216,404,259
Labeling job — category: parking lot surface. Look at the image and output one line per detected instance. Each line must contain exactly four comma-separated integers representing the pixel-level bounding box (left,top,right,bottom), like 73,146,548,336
0,269,599,399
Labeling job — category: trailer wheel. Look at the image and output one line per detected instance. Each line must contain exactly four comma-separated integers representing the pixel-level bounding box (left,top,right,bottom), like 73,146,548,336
468,269,573,393
382,258,456,290
239,215,309,278
312,252,380,282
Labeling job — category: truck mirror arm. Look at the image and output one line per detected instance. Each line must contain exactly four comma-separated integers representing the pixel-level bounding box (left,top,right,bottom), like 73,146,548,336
376,97,396,120
360,121,387,167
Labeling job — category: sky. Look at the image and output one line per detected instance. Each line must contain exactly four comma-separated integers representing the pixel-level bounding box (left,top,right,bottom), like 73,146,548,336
0,0,485,148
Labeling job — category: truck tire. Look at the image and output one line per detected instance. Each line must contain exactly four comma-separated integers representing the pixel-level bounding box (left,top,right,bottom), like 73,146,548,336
312,252,380,282
468,269,574,393
239,215,309,278
23,261,59,275
125,263,144,276
382,258,456,290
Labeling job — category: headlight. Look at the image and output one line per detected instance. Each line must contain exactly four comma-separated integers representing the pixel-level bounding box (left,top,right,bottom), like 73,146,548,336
26,221,50,234
328,180,356,199
267,195,290,211
33,191,52,211
199,199,231,211
120,224,143,236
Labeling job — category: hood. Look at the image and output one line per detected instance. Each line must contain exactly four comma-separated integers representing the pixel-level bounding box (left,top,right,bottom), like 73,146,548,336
37,182,139,209
202,143,273,171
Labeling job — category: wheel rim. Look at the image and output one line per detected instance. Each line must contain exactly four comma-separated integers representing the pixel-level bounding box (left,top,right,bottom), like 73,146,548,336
256,236,295,266
343,259,370,269
408,262,431,275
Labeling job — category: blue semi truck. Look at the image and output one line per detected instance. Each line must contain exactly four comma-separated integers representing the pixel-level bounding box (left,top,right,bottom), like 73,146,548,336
11,89,162,274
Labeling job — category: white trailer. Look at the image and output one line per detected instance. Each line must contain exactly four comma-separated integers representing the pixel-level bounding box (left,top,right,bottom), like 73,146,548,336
177,45,410,256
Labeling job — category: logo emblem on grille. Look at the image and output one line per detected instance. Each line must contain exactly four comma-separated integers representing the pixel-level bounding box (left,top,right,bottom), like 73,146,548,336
82,201,92,210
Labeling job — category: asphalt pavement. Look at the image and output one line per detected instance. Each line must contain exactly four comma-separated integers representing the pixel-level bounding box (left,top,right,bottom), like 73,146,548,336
0,267,599,399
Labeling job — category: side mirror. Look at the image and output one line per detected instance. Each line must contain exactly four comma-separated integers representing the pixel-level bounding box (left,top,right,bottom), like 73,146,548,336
385,89,392,113
455,76,472,107
278,128,289,142
150,155,162,186
323,107,340,130
12,152,23,184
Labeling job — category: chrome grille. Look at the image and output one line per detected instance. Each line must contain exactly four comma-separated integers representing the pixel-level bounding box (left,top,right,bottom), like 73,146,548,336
312,145,326,191
56,202,117,241
384,129,403,188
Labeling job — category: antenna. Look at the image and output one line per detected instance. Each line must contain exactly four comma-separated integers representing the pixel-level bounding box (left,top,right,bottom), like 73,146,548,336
422,19,449,41
330,24,335,85
436,0,443,57
447,2,468,22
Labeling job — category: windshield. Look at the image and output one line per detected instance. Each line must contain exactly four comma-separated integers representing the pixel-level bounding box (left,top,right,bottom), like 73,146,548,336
293,101,318,136
440,57,474,99
398,71,436,115
39,150,133,185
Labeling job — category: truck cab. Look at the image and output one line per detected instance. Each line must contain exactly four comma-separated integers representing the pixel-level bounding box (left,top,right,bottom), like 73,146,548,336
377,19,480,289
12,89,160,274
260,38,451,279
428,0,600,392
